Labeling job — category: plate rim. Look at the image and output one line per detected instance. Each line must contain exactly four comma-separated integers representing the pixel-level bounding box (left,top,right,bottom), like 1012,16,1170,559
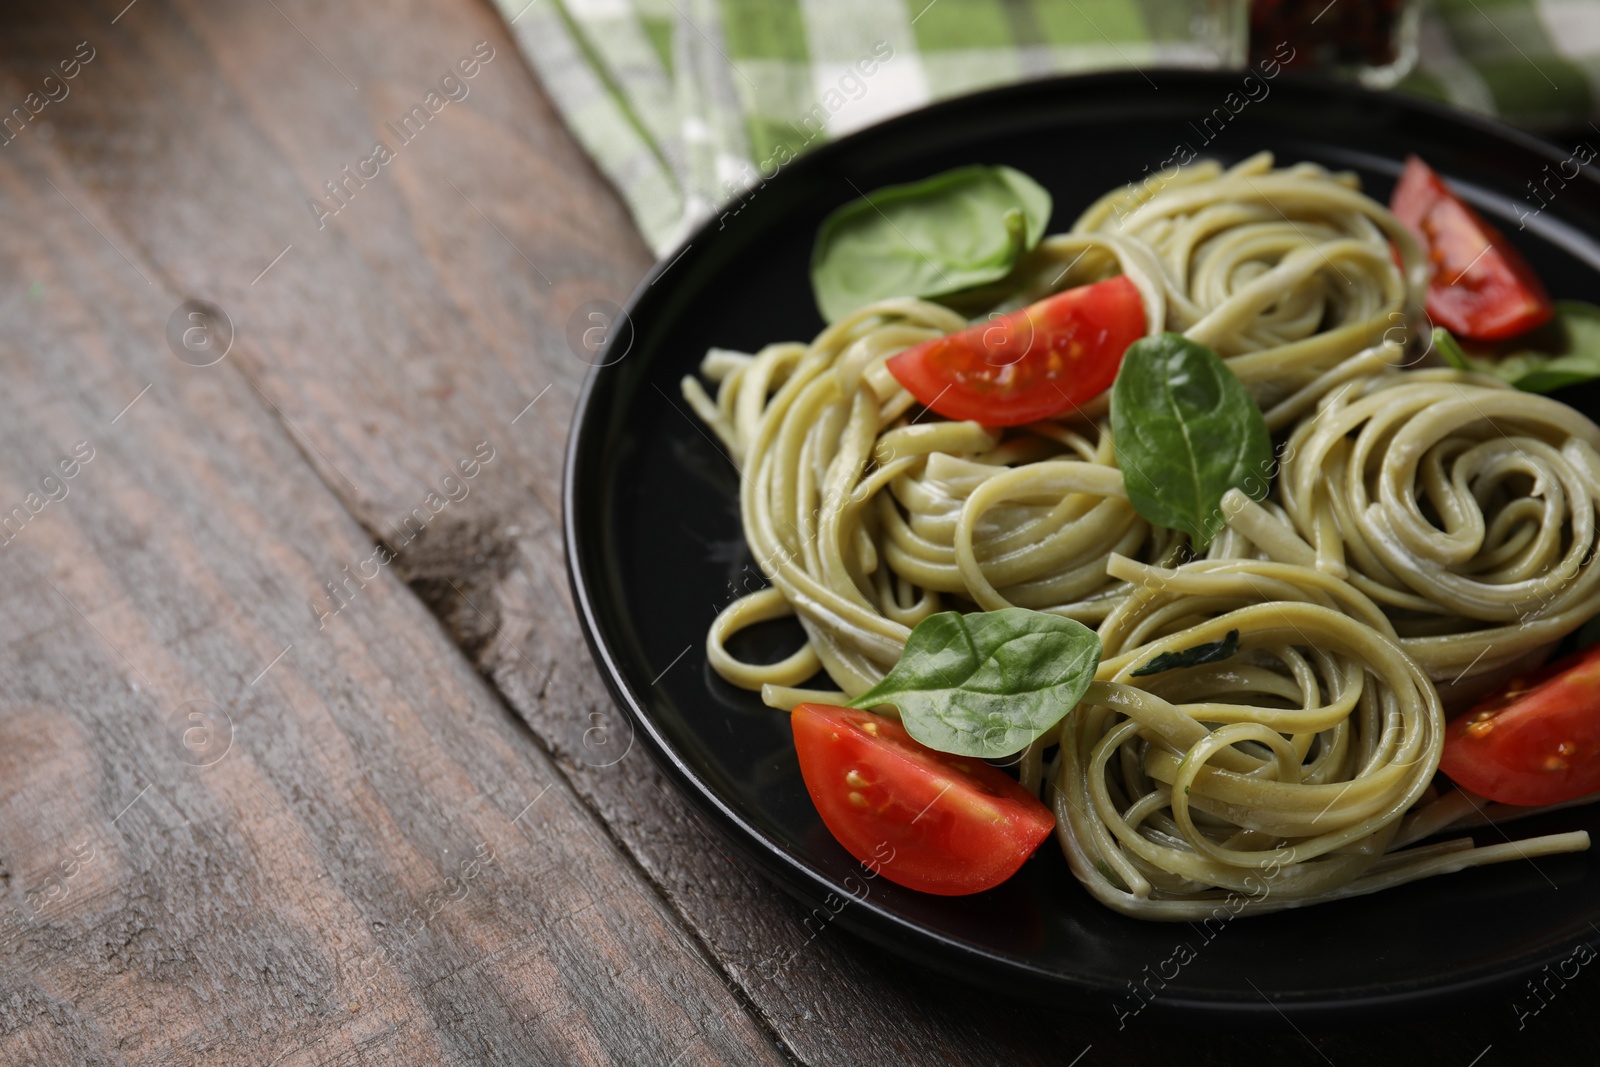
563,67,1600,1020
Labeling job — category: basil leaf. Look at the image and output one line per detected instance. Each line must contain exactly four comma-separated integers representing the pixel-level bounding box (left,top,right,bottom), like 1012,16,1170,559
1130,629,1240,677
851,608,1100,759
1110,333,1273,551
1434,303,1600,393
810,165,1052,323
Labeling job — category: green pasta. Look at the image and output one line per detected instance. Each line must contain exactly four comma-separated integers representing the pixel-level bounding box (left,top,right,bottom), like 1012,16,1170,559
681,152,1594,918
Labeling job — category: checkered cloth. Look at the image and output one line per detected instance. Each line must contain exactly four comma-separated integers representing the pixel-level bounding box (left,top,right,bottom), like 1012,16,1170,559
493,0,1600,254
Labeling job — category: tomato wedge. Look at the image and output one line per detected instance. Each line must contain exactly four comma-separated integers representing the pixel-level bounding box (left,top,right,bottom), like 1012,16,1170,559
886,274,1146,427
1389,155,1554,342
790,703,1055,895
1440,643,1600,806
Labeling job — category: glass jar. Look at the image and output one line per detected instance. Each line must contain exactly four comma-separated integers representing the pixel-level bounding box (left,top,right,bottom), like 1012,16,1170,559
1249,0,1422,88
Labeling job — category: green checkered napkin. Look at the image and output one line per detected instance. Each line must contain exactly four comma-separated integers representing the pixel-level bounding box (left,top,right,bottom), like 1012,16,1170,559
493,0,1600,254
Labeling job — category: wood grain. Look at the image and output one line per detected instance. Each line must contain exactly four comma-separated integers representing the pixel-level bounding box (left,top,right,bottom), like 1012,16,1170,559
0,43,785,1067
3,0,1597,1063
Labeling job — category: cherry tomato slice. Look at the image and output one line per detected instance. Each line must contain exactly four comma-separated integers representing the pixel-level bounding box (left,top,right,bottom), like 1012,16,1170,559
1440,643,1600,805
885,275,1146,427
790,703,1055,896
1389,155,1554,342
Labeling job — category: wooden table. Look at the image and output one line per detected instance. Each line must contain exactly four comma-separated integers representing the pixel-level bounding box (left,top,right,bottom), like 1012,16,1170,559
0,2,1593,1063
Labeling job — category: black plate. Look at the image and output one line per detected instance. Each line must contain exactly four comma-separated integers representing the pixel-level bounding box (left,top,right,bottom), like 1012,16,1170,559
564,70,1600,1019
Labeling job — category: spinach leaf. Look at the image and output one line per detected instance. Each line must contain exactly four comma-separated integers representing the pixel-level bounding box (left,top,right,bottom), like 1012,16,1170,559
851,608,1100,759
1130,629,1241,677
1110,333,1273,551
810,165,1052,323
1434,303,1600,393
